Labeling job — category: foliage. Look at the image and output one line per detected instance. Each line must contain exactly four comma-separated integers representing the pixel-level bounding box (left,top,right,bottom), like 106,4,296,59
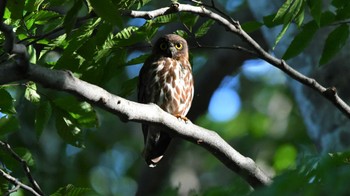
260,0,350,65
0,0,350,195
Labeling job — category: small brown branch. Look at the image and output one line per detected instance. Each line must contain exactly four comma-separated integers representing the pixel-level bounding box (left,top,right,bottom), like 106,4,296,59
124,3,350,119
0,141,43,195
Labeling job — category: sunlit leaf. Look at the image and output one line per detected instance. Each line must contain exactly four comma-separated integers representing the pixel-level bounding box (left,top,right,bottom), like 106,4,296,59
115,26,139,40
273,22,290,49
273,0,305,47
195,19,215,38
14,148,35,166
51,184,93,196
55,115,85,148
53,96,98,128
153,14,178,25
24,82,40,103
320,24,349,65
273,0,293,23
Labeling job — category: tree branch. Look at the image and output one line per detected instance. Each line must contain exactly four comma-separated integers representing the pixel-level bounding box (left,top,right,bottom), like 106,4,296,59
123,3,350,119
0,169,41,196
0,141,43,195
0,3,274,190
0,61,271,188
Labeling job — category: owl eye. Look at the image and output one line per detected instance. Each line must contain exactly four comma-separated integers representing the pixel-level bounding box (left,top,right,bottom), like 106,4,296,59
159,42,168,50
175,43,183,50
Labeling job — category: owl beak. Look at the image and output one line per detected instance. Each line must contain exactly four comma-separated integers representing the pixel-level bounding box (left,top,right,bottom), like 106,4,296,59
168,44,177,57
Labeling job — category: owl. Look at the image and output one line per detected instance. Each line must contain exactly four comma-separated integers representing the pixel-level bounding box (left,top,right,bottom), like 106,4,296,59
138,34,194,167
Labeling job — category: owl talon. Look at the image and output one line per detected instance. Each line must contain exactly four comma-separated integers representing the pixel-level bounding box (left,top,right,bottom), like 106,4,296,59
175,114,190,123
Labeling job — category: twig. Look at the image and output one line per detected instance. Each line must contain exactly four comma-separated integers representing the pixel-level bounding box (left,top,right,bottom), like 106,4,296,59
0,169,41,196
123,3,350,119
0,141,43,195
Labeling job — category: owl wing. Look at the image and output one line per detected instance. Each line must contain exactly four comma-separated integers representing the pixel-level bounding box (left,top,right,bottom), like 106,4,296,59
138,57,172,167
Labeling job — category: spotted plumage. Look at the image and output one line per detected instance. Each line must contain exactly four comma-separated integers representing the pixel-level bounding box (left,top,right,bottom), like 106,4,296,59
138,34,194,167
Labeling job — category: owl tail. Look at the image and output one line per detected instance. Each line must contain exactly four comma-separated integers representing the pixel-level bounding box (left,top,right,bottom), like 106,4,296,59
143,126,171,167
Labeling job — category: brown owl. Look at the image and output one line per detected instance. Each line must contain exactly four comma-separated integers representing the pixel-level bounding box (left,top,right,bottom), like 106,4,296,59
138,34,194,167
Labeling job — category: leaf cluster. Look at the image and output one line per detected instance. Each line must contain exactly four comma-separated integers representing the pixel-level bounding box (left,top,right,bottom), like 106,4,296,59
244,0,350,65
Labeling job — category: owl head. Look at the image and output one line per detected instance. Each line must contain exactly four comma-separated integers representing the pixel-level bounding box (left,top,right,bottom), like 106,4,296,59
152,34,189,60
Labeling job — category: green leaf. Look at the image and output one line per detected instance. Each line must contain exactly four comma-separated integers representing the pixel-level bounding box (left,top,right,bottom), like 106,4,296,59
115,26,139,40
175,30,188,38
0,89,16,114
89,0,123,27
29,10,60,25
64,0,83,35
241,21,263,33
273,0,293,22
180,13,199,32
14,148,35,166
320,24,349,65
320,11,336,27
53,96,98,128
294,3,305,27
195,19,215,38
153,14,178,25
283,21,318,60
24,82,41,103
0,116,19,136
273,0,305,47
55,115,85,148
335,3,350,20
332,0,350,8
308,0,322,26
263,14,284,28
7,0,25,20
126,54,149,66
28,45,37,64
51,184,93,196
273,22,290,49
35,101,52,138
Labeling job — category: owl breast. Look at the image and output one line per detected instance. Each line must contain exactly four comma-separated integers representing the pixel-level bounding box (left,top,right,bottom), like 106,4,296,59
149,57,194,116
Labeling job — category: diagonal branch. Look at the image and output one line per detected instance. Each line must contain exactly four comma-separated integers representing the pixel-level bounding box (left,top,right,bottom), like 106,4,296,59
0,141,43,195
0,168,41,196
0,61,271,188
123,3,350,119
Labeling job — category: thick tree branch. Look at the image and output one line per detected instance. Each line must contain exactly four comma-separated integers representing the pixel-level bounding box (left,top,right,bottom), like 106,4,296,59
123,3,350,119
0,61,271,188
